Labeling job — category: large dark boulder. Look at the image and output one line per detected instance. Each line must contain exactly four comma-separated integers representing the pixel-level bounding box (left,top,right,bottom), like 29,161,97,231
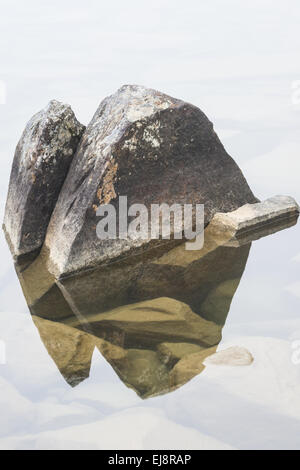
44,85,257,278
3,100,85,269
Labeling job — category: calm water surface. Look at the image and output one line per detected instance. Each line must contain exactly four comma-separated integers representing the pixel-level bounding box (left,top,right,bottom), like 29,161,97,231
0,219,300,450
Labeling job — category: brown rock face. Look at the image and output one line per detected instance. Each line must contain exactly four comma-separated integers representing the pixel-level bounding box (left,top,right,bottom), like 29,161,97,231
19,218,250,326
3,85,299,400
32,315,127,387
17,222,252,398
65,297,223,350
44,85,257,278
3,100,85,269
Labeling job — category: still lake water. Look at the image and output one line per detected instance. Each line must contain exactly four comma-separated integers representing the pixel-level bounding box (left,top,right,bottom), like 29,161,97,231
1,216,300,450
0,0,300,450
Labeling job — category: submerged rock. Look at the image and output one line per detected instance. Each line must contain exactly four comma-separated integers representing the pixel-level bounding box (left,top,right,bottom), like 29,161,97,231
31,305,222,398
43,85,257,278
169,347,217,388
16,221,251,397
54,229,250,324
32,315,127,387
18,220,250,326
64,297,223,349
204,346,254,366
21,228,248,397
169,343,253,389
13,194,298,397
3,100,85,269
157,342,204,367
118,349,170,398
32,315,98,386
3,85,299,399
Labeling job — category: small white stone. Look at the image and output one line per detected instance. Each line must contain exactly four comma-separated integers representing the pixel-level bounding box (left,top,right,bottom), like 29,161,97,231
204,346,254,366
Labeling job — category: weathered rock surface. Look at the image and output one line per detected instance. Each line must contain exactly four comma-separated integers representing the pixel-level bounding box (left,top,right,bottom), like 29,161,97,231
208,196,299,245
3,100,85,269
43,85,257,278
204,346,254,366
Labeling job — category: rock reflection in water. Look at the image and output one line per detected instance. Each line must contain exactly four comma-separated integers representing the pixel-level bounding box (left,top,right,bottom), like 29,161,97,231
14,222,254,398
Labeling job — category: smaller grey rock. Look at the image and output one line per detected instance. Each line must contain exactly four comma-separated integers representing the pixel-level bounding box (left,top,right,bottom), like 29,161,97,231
204,346,254,366
3,100,85,268
208,195,299,244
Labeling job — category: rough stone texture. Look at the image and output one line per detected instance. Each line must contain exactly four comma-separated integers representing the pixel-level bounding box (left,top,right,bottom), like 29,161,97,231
208,195,299,245
204,346,254,366
3,100,85,269
44,85,257,278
